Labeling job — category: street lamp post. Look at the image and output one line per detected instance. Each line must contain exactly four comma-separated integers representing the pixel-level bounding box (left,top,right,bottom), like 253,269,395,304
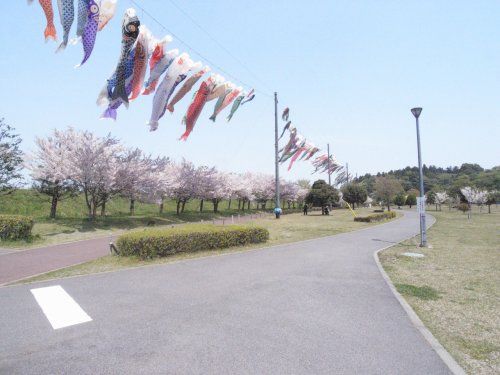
411,107,427,247
274,92,281,219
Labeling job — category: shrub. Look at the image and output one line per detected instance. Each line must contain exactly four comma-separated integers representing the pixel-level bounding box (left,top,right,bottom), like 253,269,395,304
457,202,469,213
354,211,396,223
116,224,269,259
0,215,34,240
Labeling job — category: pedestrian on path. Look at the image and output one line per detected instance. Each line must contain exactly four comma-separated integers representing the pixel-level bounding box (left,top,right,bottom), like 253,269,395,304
303,204,308,215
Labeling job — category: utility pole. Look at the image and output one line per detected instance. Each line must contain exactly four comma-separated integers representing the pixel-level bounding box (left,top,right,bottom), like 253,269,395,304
411,107,427,247
327,143,331,185
274,92,280,216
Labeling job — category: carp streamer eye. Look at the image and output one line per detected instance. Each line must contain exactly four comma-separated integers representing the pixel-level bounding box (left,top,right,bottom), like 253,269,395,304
90,4,99,14
128,24,137,33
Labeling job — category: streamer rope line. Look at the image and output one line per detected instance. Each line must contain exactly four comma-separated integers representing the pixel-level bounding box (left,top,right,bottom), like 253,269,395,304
128,0,273,98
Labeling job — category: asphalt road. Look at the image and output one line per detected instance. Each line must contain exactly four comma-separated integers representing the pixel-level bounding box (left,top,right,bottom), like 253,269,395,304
0,211,452,374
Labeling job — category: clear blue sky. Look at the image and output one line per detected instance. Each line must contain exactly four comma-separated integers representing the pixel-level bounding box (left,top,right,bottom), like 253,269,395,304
1,0,499,182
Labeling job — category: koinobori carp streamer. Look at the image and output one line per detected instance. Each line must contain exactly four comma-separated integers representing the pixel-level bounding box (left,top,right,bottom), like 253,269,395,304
28,2,258,137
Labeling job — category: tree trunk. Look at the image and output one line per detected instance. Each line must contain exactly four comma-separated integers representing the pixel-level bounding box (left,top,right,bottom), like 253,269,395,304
238,199,241,210
387,204,391,211
181,199,186,213
129,199,135,216
213,199,219,213
100,201,106,217
91,203,97,219
488,204,491,214
49,194,58,219
228,199,232,210
248,201,250,210
159,200,164,215
200,199,204,212
84,188,92,218
176,200,181,215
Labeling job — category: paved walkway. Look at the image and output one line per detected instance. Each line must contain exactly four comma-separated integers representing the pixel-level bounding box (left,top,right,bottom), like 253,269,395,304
0,213,267,285
0,211,456,374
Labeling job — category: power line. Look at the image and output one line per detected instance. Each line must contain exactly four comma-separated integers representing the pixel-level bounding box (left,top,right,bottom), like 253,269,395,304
165,0,274,95
128,0,273,98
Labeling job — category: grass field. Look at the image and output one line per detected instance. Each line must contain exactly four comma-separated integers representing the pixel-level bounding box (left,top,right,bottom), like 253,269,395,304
18,207,391,284
0,189,272,249
379,206,499,374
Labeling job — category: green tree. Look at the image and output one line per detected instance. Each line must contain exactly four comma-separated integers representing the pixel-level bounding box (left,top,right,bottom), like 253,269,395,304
406,193,417,208
305,179,339,212
0,119,23,192
393,192,407,209
374,176,403,211
486,191,498,214
341,183,367,209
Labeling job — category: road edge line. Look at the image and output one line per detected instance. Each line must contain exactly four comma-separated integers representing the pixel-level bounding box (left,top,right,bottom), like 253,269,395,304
373,214,466,375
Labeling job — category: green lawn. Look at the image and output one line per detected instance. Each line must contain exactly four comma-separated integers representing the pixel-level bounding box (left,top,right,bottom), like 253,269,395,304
17,207,394,284
0,189,269,249
379,206,499,374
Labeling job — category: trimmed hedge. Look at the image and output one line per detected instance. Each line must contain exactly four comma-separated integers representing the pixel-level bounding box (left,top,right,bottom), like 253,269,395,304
354,211,396,223
116,224,269,259
0,215,34,240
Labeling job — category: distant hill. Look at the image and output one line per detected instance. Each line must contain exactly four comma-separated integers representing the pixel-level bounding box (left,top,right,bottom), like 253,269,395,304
353,163,500,195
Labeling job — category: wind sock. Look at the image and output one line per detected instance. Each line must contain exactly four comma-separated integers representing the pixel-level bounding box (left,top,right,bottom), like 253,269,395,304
129,26,154,101
209,85,242,122
70,0,89,44
75,0,99,67
98,0,117,31
225,92,245,122
34,0,57,42
148,54,199,131
143,44,177,95
282,107,289,121
166,65,210,113
304,146,320,160
180,75,218,141
109,8,140,107
99,49,135,119
206,80,229,102
241,89,255,105
278,121,291,140
56,0,75,52
288,146,307,171
209,83,235,121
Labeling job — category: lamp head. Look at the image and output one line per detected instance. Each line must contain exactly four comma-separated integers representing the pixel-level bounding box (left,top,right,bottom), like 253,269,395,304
411,107,422,118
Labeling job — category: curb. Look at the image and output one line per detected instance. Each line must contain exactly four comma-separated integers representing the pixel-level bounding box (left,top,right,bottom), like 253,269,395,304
373,214,466,375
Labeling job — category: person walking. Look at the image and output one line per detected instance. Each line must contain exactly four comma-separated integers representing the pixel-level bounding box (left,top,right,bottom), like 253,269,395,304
303,204,308,215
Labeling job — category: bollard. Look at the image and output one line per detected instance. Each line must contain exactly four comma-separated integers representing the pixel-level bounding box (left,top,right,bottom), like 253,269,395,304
231,215,234,224
109,242,118,255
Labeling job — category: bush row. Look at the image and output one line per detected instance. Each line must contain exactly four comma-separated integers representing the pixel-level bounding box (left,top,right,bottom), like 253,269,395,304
354,211,396,223
0,215,34,240
116,224,269,259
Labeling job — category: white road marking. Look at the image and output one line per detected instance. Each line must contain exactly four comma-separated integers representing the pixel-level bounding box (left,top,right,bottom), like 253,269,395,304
31,285,92,329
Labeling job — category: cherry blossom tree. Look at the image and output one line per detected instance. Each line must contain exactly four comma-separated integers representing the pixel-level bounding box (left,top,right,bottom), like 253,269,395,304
461,187,488,218
26,129,78,218
251,173,275,209
170,159,197,214
142,157,174,215
280,180,299,209
65,129,123,219
115,149,161,216
435,192,449,211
